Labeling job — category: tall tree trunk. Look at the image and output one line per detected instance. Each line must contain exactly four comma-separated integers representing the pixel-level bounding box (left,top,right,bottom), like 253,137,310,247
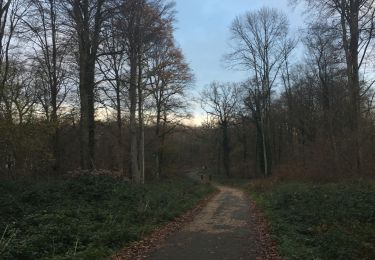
137,59,145,184
319,62,340,174
241,118,249,176
50,0,60,172
73,0,105,171
340,0,361,173
79,50,89,169
0,1,12,124
79,58,96,170
155,103,162,179
0,1,11,116
157,136,164,178
129,53,140,183
222,122,230,177
115,80,124,174
255,127,259,176
79,83,90,170
216,132,221,175
260,115,269,177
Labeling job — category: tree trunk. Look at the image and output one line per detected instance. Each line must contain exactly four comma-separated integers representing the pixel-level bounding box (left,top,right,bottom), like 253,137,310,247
50,0,60,172
79,58,96,170
155,103,162,179
115,80,124,174
73,0,105,171
222,122,230,177
340,0,361,173
129,52,140,183
137,53,145,184
260,115,269,177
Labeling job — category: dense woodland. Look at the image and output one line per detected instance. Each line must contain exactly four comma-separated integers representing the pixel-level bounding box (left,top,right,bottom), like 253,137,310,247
1,0,375,259
200,1,375,180
0,0,194,183
0,0,375,183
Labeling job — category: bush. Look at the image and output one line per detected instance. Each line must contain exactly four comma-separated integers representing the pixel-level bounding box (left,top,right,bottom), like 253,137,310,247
249,181,375,260
0,175,214,259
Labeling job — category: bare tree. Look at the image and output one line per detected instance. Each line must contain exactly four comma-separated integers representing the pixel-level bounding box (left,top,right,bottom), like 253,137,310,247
202,82,240,177
147,36,193,178
64,0,110,170
0,61,36,124
97,14,129,174
117,0,175,183
303,22,346,172
0,0,12,120
21,0,71,171
296,0,375,172
117,0,146,183
227,7,295,176
0,0,27,122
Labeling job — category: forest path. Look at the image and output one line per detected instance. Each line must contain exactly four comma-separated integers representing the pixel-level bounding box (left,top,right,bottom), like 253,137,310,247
147,184,261,260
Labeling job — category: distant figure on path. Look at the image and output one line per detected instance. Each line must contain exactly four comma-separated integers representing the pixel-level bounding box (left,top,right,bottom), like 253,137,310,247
200,165,211,183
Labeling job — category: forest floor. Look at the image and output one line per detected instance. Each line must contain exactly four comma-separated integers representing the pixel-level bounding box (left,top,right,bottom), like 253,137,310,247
249,180,375,259
0,175,215,259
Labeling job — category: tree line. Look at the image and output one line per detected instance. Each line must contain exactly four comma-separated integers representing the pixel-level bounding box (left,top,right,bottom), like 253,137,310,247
1,0,374,183
0,0,193,183
200,1,375,179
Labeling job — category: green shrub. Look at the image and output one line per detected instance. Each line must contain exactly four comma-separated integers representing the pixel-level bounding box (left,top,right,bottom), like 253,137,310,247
0,176,214,259
250,181,375,260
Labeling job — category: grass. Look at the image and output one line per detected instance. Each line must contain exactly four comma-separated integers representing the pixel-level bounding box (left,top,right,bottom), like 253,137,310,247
248,180,375,260
0,175,215,259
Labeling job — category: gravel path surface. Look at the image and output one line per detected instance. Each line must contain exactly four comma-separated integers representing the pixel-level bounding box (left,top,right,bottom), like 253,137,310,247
148,185,261,260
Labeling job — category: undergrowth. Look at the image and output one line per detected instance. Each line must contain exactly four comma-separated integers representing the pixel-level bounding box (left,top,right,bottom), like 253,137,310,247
0,175,214,259
249,181,375,260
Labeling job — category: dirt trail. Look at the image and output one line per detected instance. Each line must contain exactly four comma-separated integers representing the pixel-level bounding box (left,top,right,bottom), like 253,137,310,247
148,185,261,260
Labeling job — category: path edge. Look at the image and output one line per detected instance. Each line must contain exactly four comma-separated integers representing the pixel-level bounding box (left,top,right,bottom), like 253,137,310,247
111,187,219,260
247,193,283,260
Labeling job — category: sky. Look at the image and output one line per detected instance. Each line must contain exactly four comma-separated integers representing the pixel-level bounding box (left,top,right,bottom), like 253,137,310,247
172,0,305,125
